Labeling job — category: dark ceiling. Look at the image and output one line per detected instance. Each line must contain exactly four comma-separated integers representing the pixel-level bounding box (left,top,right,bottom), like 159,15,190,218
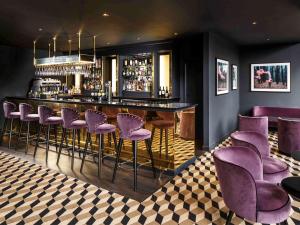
0,0,300,50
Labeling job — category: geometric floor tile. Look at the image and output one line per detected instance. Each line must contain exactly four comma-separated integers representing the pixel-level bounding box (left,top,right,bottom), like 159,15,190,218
0,131,299,224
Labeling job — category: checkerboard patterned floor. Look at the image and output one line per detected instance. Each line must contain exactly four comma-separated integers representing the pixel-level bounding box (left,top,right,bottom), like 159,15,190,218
0,132,299,224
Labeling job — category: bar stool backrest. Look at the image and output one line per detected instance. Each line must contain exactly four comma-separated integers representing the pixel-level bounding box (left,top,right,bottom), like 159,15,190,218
156,111,174,121
3,101,16,118
38,105,53,125
19,103,33,121
61,107,80,129
117,113,143,138
85,109,107,133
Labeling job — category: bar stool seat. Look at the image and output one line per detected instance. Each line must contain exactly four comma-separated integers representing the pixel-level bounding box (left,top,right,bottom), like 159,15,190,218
25,114,39,121
45,116,62,124
9,112,21,118
95,123,116,134
128,129,151,141
70,120,87,129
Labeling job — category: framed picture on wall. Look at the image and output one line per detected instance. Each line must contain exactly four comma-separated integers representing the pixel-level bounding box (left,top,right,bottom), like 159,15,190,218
251,62,290,92
216,58,229,95
232,64,238,90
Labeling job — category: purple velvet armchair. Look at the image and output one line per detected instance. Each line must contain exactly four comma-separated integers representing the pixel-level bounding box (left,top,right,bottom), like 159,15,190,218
278,117,300,155
238,114,268,138
231,131,289,183
213,146,291,224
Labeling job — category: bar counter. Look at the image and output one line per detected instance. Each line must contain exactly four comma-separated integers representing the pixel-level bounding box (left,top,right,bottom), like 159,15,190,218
5,96,198,174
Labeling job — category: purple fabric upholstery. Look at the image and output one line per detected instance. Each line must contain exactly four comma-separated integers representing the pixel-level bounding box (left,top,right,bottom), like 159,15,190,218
38,105,62,125
238,115,268,138
85,109,107,133
117,113,150,140
61,108,86,129
19,103,39,122
85,109,115,134
95,123,116,134
256,181,291,223
278,117,300,155
3,101,20,119
213,147,291,224
253,106,300,128
231,131,289,183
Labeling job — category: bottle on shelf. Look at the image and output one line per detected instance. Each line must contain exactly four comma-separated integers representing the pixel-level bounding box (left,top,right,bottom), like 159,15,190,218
161,86,165,98
165,87,169,98
158,86,162,97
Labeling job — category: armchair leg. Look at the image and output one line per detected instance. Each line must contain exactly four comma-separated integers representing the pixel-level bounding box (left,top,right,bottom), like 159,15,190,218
225,210,234,225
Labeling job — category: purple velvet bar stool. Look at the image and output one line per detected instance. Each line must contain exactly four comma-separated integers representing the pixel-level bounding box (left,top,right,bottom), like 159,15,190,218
15,103,39,153
213,146,291,225
238,114,268,138
231,131,289,183
57,107,87,169
33,105,63,161
278,117,300,155
2,101,21,148
112,113,156,191
80,109,117,177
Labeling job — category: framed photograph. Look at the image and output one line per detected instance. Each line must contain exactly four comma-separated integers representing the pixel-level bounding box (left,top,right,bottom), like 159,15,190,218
216,58,229,95
232,64,238,90
251,63,290,92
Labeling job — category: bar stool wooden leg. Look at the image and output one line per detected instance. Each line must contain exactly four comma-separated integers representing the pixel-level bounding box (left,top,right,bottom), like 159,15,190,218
165,129,169,159
57,128,66,164
77,129,81,157
34,124,41,157
98,134,102,177
145,138,156,178
71,129,76,169
112,132,117,152
112,138,123,182
80,132,90,172
151,127,155,146
45,125,50,161
54,125,58,152
64,129,70,156
25,121,30,154
15,121,23,150
8,118,14,149
159,128,163,157
132,140,138,191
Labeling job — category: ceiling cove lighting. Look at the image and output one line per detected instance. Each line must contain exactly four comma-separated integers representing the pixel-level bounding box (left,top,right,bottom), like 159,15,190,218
33,33,96,76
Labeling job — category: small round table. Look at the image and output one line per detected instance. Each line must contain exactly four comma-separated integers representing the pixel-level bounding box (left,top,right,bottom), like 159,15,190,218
281,151,300,200
281,177,300,200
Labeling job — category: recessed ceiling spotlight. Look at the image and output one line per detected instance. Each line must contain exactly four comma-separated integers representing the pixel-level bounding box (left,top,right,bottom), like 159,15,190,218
266,38,270,41
38,28,43,31
106,42,110,45
252,21,257,25
174,32,178,36
137,37,141,40
102,12,110,17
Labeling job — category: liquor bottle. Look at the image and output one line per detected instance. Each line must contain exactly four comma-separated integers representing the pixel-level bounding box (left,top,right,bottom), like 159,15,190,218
161,86,165,98
165,87,169,98
158,86,162,97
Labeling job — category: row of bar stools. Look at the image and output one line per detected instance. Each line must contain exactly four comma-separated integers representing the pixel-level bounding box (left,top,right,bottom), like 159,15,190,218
2,101,20,149
34,105,63,161
15,103,39,153
57,108,87,169
80,109,117,177
112,113,156,191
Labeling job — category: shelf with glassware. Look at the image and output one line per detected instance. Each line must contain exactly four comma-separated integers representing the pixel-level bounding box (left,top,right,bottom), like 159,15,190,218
82,58,103,97
121,53,153,98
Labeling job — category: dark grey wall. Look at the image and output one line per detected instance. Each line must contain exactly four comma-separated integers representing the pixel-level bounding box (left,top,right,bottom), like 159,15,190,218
0,45,46,123
203,32,240,149
240,43,300,115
